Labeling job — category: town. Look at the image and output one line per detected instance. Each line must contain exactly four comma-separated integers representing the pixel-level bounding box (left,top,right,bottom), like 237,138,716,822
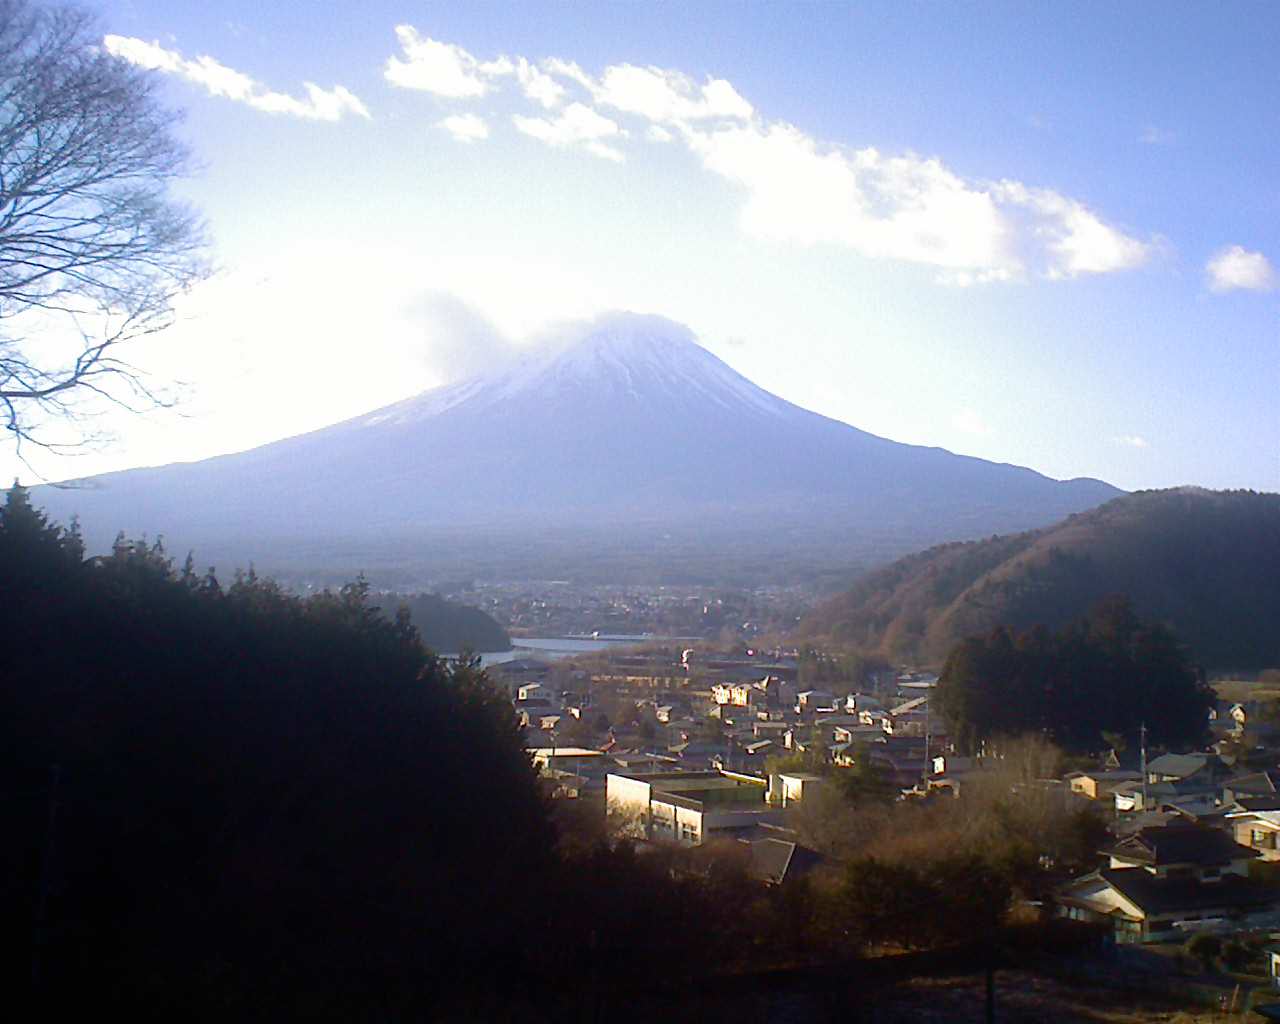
504,643,1280,1015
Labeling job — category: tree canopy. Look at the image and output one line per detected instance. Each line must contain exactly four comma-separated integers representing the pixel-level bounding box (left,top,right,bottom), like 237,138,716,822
935,596,1213,753
0,483,556,1013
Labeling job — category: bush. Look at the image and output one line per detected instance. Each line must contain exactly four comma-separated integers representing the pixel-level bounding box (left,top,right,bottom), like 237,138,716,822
1185,933,1222,973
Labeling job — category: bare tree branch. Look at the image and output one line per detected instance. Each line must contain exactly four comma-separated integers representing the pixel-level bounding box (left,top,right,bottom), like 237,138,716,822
0,0,208,453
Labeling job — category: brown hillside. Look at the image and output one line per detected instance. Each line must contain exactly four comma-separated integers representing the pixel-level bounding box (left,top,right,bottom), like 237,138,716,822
798,488,1280,670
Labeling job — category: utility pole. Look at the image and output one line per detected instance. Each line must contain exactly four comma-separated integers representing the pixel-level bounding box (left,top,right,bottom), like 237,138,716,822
1139,722,1149,811
925,689,932,784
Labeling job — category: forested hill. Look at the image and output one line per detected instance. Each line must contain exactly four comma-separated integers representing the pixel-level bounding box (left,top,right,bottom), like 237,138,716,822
391,593,510,653
798,488,1280,671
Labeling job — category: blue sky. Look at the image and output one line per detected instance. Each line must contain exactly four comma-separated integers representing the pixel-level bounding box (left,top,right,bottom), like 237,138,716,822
10,1,1277,491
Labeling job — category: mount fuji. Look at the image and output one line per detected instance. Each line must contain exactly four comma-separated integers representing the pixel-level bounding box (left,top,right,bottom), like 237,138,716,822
34,313,1121,582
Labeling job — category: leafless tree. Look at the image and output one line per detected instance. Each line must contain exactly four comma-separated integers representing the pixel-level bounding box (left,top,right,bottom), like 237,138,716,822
0,0,207,460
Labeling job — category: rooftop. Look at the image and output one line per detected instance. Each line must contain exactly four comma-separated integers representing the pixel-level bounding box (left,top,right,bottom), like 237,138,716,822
1099,867,1276,916
1105,823,1259,868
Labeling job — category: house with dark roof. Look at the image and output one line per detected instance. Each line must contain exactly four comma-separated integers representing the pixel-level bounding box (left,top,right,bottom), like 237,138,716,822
1056,823,1279,943
1145,752,1230,787
741,836,825,886
1113,773,1225,814
1223,770,1280,805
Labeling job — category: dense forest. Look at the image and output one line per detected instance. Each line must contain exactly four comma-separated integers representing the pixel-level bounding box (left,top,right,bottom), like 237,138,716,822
798,488,1280,671
0,484,557,1014
935,597,1214,754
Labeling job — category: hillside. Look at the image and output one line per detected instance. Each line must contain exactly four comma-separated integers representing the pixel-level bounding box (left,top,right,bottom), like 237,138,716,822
798,488,1280,671
32,312,1119,585
390,592,511,654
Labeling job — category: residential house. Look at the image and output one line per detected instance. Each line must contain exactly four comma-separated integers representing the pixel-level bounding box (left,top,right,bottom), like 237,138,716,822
517,682,546,702
796,690,837,714
1222,770,1280,806
655,702,692,724
1145,752,1231,787
1056,823,1277,942
832,724,885,746
843,693,883,715
752,720,791,742
1111,753,1234,814
711,681,757,707
1069,769,1144,801
1114,776,1223,814
884,695,937,737
1227,808,1280,862
867,735,929,788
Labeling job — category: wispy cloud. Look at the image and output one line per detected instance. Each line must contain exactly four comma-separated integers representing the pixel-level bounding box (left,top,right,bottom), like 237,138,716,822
440,113,489,143
513,103,625,161
1114,435,1150,449
1206,245,1276,293
382,28,1155,282
103,36,369,121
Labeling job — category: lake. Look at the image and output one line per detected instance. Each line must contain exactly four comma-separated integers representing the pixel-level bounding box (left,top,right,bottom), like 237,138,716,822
441,635,677,666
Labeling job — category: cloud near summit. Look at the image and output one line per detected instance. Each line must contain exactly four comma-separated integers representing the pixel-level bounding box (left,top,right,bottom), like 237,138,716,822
380,28,1152,285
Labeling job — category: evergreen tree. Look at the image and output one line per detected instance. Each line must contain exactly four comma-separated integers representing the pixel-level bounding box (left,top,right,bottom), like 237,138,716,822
937,596,1211,753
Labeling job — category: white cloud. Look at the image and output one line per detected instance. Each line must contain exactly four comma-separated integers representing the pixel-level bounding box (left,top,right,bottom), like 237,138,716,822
514,103,625,160
685,121,1015,271
440,113,489,143
101,34,183,72
479,56,516,77
378,32,1152,282
515,58,565,108
1114,435,1150,449
1206,245,1277,293
995,181,1151,277
542,57,597,93
384,26,494,97
595,64,753,123
673,118,1151,279
104,36,369,120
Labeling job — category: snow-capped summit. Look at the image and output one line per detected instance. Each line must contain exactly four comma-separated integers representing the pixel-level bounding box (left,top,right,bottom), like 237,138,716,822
359,311,787,429
34,312,1121,576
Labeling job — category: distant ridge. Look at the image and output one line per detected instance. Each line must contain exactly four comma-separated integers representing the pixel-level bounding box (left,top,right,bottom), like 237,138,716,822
33,312,1122,583
797,488,1280,670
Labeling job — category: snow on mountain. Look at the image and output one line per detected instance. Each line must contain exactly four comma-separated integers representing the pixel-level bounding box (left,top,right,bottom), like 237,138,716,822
356,313,790,428
32,311,1122,574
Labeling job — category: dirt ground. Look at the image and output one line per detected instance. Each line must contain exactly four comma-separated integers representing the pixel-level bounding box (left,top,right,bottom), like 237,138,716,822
861,970,1265,1023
